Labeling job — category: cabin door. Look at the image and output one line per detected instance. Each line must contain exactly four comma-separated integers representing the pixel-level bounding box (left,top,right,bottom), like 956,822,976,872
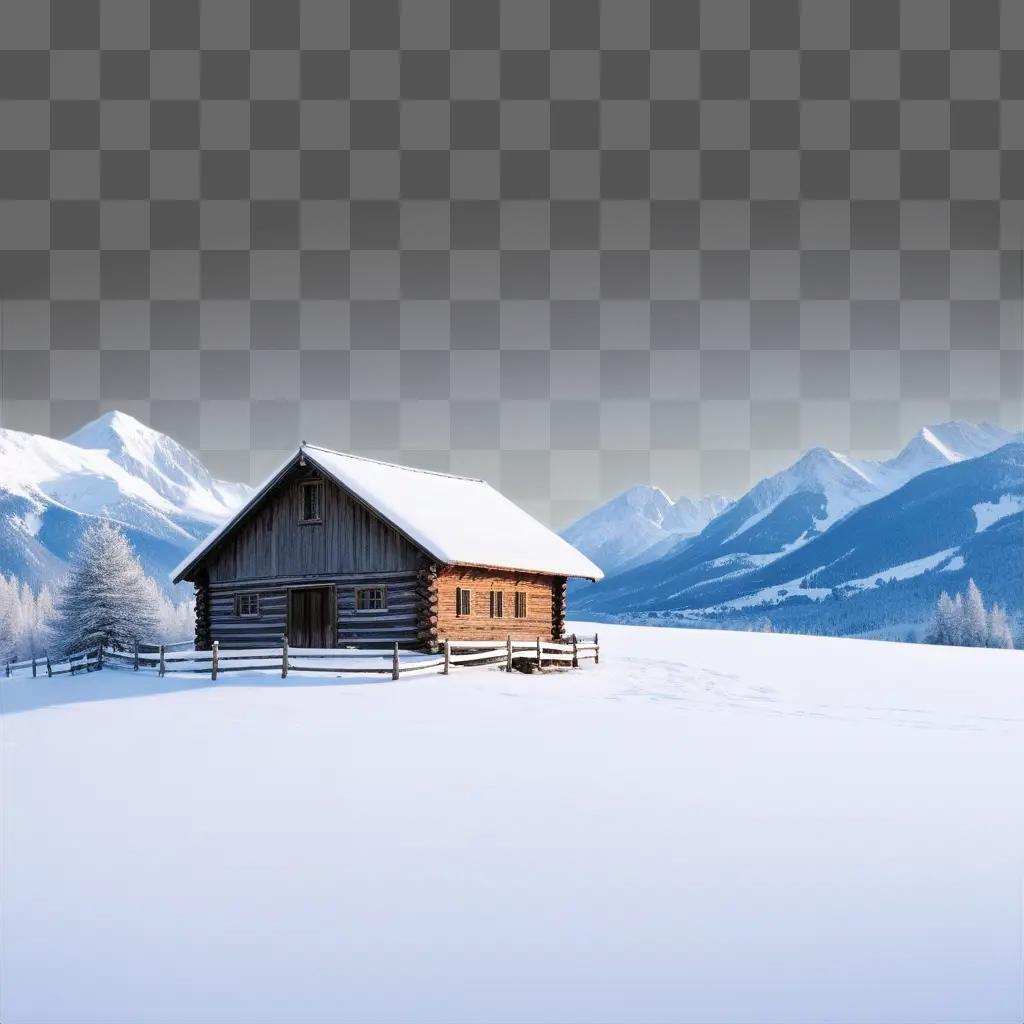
288,586,335,649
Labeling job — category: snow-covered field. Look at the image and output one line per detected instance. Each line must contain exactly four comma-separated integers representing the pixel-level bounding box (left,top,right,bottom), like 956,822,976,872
2,624,1022,1024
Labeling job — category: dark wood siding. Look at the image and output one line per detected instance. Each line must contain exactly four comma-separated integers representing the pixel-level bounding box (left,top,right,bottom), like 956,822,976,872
203,465,422,584
208,569,421,649
196,464,425,649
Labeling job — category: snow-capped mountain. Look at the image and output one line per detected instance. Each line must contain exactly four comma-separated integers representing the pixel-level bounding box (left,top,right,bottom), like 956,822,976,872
561,485,731,575
884,421,1016,478
712,422,1019,560
572,422,1021,634
0,412,251,592
66,411,251,522
672,441,1022,637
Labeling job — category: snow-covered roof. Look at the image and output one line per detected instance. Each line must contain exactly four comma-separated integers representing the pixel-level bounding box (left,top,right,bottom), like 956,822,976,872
172,444,603,583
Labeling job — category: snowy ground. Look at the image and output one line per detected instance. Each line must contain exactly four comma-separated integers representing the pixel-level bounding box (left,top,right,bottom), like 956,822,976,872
2,624,1022,1024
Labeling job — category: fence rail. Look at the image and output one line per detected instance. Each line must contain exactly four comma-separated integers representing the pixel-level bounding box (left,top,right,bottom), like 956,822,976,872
3,646,103,678
5,632,599,682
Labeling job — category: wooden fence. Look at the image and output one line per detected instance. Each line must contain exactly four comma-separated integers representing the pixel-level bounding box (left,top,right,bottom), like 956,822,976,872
4,633,599,682
3,647,103,678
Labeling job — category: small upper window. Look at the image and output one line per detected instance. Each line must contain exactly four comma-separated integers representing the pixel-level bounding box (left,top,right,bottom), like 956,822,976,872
235,593,260,617
489,590,503,618
355,586,387,611
456,587,472,616
300,480,322,523
514,591,527,618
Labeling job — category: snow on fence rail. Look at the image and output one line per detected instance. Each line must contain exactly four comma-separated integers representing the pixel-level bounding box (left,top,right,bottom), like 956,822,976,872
3,647,103,678
5,633,599,682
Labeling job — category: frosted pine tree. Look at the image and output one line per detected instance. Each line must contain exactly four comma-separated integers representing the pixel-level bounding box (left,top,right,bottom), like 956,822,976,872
987,605,1014,649
0,575,20,663
52,521,162,656
962,579,988,648
950,593,965,646
19,580,55,657
156,593,195,643
141,577,195,644
931,591,959,645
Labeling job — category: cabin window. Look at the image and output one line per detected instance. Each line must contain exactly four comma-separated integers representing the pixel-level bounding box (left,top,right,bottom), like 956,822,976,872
514,591,527,618
489,590,503,618
456,587,472,616
354,586,386,611
299,480,322,523
235,593,260,617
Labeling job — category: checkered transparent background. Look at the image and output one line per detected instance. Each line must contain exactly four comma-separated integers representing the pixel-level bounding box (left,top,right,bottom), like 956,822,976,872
1,0,1022,527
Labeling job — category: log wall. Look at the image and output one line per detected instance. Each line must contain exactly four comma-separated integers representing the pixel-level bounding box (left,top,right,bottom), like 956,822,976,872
194,572,211,651
552,576,567,639
416,561,440,650
207,569,420,649
435,566,559,642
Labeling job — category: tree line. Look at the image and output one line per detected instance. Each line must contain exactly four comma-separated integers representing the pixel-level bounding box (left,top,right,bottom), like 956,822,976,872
928,579,1014,649
0,521,194,664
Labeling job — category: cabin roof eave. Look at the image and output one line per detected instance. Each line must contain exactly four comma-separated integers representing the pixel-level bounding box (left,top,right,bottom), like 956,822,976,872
441,560,600,582
171,451,303,584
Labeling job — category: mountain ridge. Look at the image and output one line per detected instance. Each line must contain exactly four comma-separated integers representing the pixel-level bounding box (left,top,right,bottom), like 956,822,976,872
572,440,1024,637
0,413,251,592
561,485,731,575
569,421,1021,636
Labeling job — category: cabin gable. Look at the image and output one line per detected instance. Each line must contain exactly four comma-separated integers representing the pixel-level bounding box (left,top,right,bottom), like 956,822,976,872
201,464,423,584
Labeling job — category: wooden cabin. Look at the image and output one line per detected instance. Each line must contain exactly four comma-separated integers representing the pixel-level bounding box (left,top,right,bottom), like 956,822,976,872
172,444,603,651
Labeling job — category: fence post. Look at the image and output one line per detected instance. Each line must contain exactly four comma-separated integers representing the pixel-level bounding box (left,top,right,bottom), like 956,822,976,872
282,634,288,679
506,634,512,672
5,660,9,678
210,641,218,682
134,640,139,672
443,638,450,675
159,644,166,677
594,633,599,665
32,655,37,678
571,633,578,668
97,645,103,671
70,655,75,676
46,655,52,678
392,641,400,680
536,636,542,670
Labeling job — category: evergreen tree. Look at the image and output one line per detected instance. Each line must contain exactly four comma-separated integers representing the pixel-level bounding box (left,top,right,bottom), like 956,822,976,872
0,575,20,662
143,578,195,644
950,594,965,646
962,579,988,648
931,591,958,645
18,580,55,657
987,604,1014,650
52,521,162,656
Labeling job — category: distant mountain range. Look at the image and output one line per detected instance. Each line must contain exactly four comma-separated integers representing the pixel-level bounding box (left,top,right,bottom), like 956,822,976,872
0,412,250,594
561,488,731,576
566,422,1023,639
2,412,1020,639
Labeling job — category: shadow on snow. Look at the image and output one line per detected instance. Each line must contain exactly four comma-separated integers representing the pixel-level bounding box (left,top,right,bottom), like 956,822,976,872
0,668,396,715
